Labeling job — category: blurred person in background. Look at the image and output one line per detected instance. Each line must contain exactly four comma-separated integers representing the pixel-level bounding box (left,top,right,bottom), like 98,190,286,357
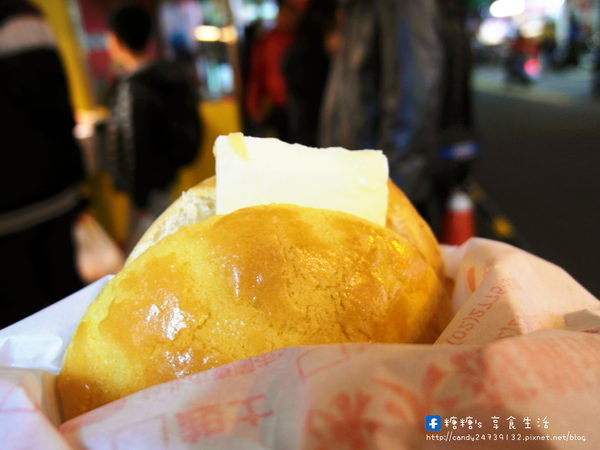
319,0,442,218
244,0,307,141
539,18,557,72
105,2,201,250
283,0,338,147
0,0,86,327
593,41,600,98
504,30,537,85
240,17,265,135
426,0,479,234
559,11,583,68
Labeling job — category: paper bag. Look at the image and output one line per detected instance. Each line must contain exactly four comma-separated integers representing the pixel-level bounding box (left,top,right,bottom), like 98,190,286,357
0,238,599,449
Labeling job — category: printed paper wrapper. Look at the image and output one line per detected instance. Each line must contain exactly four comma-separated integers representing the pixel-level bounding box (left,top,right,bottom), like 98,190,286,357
0,238,599,449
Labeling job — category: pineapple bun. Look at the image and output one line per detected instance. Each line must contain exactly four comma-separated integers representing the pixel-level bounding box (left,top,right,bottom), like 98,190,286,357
57,200,450,420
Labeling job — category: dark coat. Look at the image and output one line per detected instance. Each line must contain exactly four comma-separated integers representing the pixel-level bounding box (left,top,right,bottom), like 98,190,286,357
106,61,201,209
0,9,85,232
0,5,85,321
283,0,336,147
319,0,442,203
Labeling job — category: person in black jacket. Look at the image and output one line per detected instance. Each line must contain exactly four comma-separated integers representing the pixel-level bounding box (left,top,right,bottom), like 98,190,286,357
0,0,86,328
105,2,201,249
427,0,479,235
283,0,338,147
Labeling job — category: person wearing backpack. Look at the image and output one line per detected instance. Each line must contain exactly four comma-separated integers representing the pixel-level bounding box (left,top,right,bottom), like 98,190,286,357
105,2,202,250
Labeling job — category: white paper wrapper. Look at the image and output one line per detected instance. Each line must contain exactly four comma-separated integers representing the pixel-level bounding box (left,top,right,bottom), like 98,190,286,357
0,238,599,449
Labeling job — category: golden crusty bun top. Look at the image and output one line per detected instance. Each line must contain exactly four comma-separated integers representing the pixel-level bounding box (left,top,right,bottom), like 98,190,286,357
127,177,444,278
58,203,450,420
125,176,216,265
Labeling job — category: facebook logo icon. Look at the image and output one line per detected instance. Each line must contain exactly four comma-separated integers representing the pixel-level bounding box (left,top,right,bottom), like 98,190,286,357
425,415,442,431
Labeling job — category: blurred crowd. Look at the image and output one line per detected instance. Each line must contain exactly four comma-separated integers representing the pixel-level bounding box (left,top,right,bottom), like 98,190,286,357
1,0,480,326
1,0,87,327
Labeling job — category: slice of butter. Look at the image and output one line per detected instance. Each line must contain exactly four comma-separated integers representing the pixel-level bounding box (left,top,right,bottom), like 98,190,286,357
214,133,389,226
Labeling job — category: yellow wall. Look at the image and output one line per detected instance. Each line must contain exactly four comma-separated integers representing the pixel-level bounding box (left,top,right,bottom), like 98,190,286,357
177,98,242,190
31,0,95,111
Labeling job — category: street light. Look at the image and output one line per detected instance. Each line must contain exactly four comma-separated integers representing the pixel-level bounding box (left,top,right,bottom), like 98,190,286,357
489,0,525,18
194,25,238,43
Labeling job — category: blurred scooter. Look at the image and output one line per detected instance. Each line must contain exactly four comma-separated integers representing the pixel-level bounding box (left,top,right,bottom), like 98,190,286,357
505,55,541,86
504,32,540,86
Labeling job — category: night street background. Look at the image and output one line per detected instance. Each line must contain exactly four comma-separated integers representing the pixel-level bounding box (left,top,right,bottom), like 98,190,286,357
471,64,600,299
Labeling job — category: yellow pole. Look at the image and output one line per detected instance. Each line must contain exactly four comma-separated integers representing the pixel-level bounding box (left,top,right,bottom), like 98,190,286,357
30,0,95,111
